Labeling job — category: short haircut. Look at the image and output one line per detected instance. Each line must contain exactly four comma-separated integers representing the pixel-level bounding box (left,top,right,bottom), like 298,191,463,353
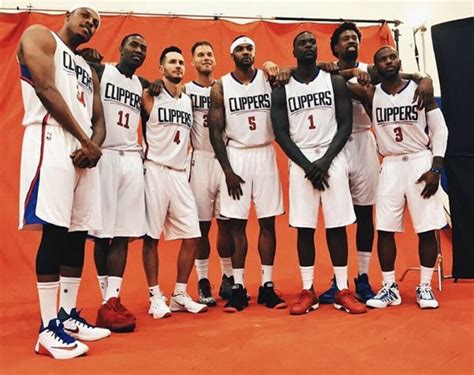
231,34,248,43
191,40,214,55
120,33,145,48
160,46,182,64
292,31,315,48
373,45,398,64
330,22,362,57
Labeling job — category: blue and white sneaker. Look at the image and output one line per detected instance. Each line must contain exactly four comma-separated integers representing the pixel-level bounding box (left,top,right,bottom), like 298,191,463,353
35,318,89,359
319,278,338,304
366,282,402,308
416,283,439,309
58,308,111,341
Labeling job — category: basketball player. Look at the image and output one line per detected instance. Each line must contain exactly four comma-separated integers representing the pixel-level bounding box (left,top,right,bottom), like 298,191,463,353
209,36,286,313
319,22,436,304
271,31,367,315
17,6,110,359
83,34,150,332
186,41,282,306
185,41,234,306
142,46,208,318
348,46,448,309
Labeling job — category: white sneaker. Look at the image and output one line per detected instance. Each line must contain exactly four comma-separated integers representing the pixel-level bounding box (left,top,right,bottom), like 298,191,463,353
366,282,402,308
416,283,439,309
170,292,208,314
149,295,172,319
35,319,89,360
59,308,111,341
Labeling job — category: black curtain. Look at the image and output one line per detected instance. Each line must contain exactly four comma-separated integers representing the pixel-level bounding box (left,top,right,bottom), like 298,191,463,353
432,17,474,278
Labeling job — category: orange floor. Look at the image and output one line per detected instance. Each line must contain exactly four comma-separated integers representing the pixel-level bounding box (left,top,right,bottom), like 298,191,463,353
1,214,473,375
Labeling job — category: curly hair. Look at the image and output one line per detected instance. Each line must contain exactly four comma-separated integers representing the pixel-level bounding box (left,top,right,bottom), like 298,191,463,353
330,22,362,58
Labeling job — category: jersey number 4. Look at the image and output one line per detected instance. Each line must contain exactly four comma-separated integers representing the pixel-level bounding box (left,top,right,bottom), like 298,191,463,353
117,110,130,129
174,130,181,145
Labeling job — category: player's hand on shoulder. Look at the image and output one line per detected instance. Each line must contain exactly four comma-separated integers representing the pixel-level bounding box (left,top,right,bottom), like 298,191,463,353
271,67,294,87
352,68,371,86
416,169,440,198
224,171,245,200
77,48,103,64
318,61,339,73
148,79,164,97
413,76,434,110
262,61,280,79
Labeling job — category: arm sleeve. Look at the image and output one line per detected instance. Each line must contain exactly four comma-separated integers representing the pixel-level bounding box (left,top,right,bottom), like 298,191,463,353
427,107,448,157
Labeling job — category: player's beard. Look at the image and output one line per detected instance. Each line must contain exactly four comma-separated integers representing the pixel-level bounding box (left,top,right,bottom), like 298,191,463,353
164,72,183,84
234,55,254,70
343,48,358,61
379,63,401,81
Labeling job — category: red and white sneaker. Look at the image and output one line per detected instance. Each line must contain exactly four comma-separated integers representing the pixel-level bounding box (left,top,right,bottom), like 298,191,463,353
290,288,319,315
96,297,136,332
35,319,89,360
333,289,367,314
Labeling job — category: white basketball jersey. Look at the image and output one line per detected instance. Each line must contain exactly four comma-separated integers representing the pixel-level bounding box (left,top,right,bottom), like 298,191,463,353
349,62,372,133
372,80,429,156
101,64,143,151
285,70,337,149
185,81,213,153
20,32,93,136
222,70,274,148
143,88,193,170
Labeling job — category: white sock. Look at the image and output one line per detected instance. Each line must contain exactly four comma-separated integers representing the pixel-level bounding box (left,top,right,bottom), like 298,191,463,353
97,275,108,302
261,265,273,285
220,257,233,277
233,268,245,286
195,258,209,280
59,276,81,314
105,276,122,301
333,266,348,290
420,265,434,285
37,281,59,326
299,266,314,290
382,270,396,285
357,251,372,276
174,282,187,295
149,285,162,300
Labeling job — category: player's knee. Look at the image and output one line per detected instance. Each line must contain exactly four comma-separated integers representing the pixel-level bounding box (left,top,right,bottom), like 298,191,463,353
61,231,87,268
36,225,68,275
258,216,275,232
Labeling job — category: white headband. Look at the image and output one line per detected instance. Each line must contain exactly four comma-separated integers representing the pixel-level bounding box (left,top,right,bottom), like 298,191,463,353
230,36,255,54
68,4,101,27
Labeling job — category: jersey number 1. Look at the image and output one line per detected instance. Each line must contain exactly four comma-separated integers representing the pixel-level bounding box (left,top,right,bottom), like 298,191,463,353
308,114,316,129
174,130,181,145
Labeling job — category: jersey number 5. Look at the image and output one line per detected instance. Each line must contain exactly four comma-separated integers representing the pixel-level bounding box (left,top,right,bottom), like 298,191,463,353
117,110,130,129
393,127,403,142
248,116,256,131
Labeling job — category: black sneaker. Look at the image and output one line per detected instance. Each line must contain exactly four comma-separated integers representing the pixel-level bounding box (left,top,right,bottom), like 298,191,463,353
219,274,234,300
198,278,217,307
223,284,249,313
354,273,376,303
257,282,287,309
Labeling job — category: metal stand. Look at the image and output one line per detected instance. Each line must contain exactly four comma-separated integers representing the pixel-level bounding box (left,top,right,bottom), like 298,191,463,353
400,230,453,291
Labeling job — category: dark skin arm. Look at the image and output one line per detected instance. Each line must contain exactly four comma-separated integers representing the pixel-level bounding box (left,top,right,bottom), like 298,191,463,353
270,86,315,182
304,74,353,190
208,79,245,200
17,25,102,165
416,97,443,198
71,68,106,168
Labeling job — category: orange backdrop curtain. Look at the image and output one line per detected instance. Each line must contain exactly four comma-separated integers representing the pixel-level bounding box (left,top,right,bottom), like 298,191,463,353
0,12,394,304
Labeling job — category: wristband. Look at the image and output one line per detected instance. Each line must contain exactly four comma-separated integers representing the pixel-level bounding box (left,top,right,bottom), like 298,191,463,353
430,168,442,174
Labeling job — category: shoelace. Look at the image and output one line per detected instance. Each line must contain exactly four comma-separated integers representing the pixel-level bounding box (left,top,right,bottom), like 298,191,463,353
296,290,312,304
49,320,75,344
70,309,94,328
418,286,434,300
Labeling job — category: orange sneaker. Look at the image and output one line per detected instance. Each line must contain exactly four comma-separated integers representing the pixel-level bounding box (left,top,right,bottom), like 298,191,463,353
290,288,319,315
334,289,367,314
96,297,136,332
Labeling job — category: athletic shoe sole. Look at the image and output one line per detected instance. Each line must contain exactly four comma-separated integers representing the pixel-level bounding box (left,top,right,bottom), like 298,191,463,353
333,303,367,314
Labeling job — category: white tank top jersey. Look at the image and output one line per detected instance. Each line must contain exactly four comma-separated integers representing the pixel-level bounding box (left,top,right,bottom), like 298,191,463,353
100,64,143,151
221,69,274,148
285,70,337,149
372,80,429,156
20,32,93,136
185,80,213,153
143,88,193,170
348,62,372,133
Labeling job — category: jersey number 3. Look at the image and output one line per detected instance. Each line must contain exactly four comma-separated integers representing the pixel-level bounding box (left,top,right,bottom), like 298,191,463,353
393,127,403,142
